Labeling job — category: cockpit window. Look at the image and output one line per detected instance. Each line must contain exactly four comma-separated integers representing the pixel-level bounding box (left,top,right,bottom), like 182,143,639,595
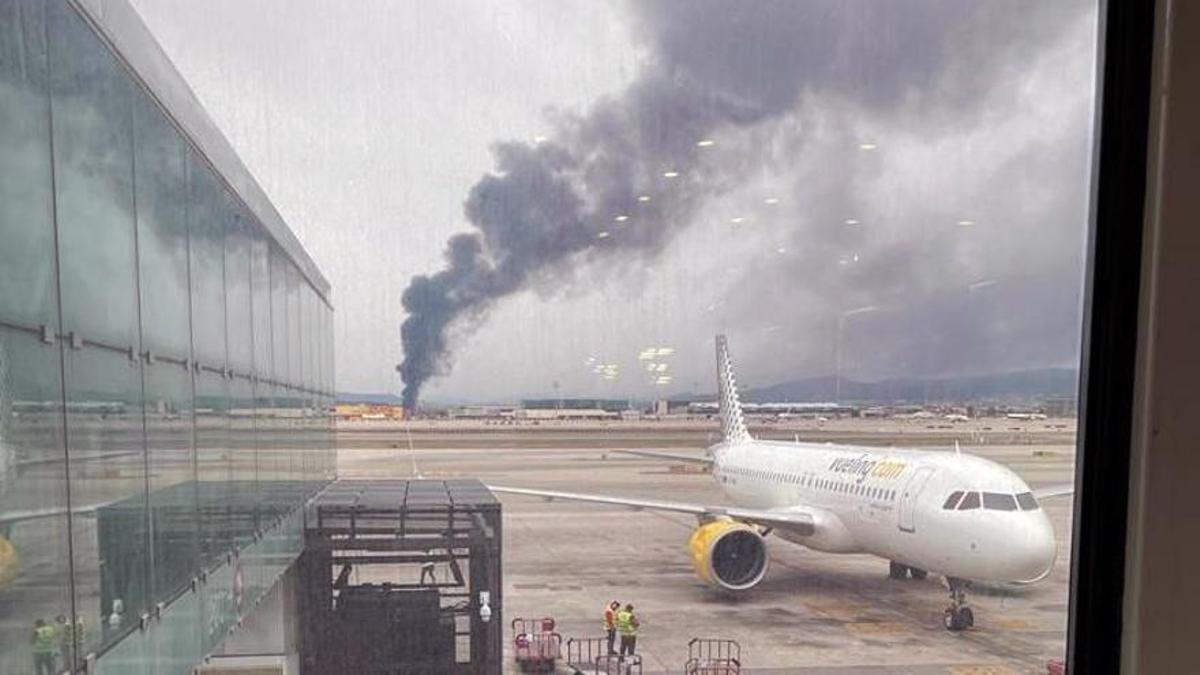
1016,492,1040,511
957,491,981,510
942,491,964,510
982,492,1019,511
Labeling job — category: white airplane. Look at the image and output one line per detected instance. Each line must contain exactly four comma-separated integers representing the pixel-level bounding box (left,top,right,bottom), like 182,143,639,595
490,335,1073,631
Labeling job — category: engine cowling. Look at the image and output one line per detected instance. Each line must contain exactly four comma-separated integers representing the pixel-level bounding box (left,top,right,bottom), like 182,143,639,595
689,518,768,590
0,535,18,589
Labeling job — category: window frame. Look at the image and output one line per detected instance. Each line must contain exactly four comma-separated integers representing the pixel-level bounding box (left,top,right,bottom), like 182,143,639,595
1067,1,1157,671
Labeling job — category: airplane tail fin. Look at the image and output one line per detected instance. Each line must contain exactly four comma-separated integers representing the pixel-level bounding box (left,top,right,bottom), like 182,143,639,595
715,335,751,444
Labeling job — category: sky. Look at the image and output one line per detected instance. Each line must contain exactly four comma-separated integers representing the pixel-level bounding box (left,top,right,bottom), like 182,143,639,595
131,0,1099,404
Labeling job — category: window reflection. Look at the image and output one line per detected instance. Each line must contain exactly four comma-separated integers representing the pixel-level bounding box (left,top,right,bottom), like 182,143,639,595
0,1,335,670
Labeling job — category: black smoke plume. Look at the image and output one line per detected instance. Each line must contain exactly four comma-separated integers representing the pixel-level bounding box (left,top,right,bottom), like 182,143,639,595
398,0,1092,408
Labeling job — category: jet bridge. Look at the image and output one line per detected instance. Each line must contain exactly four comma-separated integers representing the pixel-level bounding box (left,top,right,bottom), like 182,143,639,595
298,480,502,674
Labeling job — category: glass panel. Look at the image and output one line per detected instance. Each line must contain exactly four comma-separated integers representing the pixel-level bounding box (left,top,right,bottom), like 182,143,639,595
195,372,230,567
264,385,293,516
325,304,334,396
61,345,148,661
269,246,288,384
297,284,308,392
958,492,982,510
143,363,197,602
224,210,252,374
320,394,333,480
151,587,201,675
48,1,138,350
250,232,272,381
200,558,234,654
282,387,303,496
286,265,301,387
0,0,56,328
229,377,256,546
306,287,318,392
253,381,278,519
94,622,150,675
0,326,73,675
318,301,326,391
48,4,149,666
132,88,190,360
187,154,227,370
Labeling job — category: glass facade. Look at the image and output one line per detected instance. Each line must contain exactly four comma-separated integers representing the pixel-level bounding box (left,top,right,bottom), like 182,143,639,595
0,1,335,673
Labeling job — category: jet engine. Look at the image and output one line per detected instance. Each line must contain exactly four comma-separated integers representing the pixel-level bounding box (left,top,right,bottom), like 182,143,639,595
689,518,768,590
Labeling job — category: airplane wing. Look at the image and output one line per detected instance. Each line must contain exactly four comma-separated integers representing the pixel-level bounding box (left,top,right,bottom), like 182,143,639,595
488,485,815,535
0,503,105,526
1033,484,1075,500
610,449,713,465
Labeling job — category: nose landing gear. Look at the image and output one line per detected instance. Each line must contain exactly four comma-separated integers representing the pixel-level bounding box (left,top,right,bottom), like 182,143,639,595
888,561,929,580
942,577,974,631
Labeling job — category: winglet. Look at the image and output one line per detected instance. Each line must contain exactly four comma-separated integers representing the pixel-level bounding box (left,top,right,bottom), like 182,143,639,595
715,335,751,444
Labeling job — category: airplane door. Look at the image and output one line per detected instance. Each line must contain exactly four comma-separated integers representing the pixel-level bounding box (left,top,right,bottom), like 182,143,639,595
897,466,935,533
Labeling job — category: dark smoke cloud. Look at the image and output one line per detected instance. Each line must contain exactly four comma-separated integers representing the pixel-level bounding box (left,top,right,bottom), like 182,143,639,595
399,0,1094,407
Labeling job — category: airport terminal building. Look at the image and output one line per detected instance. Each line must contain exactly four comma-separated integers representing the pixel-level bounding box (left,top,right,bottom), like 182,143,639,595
0,1,335,672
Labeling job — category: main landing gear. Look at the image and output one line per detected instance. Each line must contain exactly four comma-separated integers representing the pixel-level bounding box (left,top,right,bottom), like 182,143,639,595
888,561,929,580
942,577,974,631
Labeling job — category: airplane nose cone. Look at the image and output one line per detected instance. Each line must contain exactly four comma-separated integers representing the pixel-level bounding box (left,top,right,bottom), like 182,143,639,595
1012,513,1057,582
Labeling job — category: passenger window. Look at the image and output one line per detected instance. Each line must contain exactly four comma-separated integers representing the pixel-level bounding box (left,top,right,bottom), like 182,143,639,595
983,492,1019,511
942,491,964,510
958,492,981,510
1016,492,1040,511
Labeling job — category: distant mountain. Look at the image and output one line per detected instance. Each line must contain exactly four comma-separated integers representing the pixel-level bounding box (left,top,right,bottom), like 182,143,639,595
657,368,1078,404
738,368,1079,404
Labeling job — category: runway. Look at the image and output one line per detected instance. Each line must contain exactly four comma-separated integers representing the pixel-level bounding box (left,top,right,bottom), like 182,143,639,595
338,418,1076,674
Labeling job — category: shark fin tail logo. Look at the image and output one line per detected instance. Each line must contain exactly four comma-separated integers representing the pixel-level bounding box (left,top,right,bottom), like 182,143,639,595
716,335,751,445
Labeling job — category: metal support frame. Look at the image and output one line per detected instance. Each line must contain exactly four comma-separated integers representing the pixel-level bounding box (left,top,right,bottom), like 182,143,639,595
298,480,501,675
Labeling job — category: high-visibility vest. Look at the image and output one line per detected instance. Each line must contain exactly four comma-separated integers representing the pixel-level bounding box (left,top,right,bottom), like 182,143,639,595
616,610,638,636
32,625,57,654
603,606,617,630
61,618,83,645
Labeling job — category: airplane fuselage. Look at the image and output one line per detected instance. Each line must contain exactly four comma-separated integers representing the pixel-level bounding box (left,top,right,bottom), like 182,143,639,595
709,440,1057,584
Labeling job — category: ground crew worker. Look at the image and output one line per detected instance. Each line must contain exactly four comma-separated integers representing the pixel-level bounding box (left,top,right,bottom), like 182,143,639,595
603,600,621,655
616,604,640,657
420,551,437,585
55,614,71,669
31,618,57,675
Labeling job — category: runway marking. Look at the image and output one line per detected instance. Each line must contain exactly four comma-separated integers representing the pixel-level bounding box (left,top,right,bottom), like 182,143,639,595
948,666,1019,675
844,621,912,636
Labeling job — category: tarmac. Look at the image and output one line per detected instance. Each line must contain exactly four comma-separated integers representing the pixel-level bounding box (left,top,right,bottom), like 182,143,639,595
337,417,1076,674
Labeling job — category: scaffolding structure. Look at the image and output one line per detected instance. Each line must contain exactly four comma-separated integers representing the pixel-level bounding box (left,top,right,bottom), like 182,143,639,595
298,480,502,674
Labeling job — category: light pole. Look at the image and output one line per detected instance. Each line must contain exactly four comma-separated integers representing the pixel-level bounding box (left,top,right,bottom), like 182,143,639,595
836,305,879,403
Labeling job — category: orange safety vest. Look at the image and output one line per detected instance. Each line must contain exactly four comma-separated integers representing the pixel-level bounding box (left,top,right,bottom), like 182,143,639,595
603,605,617,630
